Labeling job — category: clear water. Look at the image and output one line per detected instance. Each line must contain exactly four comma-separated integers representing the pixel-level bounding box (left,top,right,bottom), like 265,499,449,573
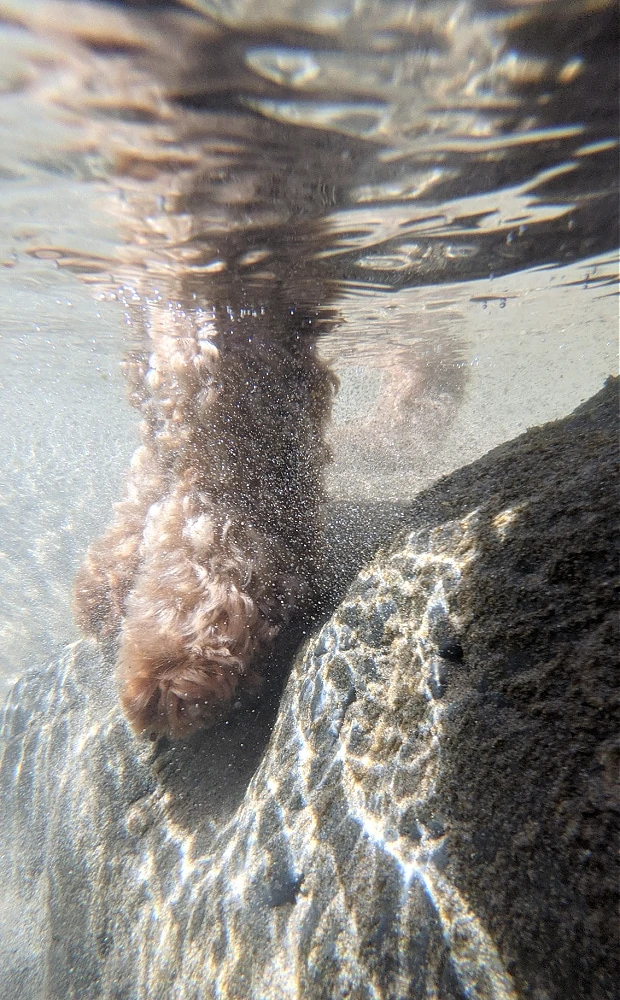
0,0,617,696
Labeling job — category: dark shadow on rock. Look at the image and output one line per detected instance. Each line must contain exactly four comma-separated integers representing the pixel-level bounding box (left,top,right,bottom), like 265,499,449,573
391,377,619,1000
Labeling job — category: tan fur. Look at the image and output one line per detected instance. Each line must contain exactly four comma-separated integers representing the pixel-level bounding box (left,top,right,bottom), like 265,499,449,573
74,306,336,737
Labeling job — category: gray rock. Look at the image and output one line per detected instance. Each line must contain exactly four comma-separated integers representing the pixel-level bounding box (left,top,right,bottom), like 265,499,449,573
0,378,617,1000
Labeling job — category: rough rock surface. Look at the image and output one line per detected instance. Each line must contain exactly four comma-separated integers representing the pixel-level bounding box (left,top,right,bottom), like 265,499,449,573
0,378,617,1000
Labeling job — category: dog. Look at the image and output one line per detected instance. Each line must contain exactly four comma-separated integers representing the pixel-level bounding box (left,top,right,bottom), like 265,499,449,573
74,291,336,737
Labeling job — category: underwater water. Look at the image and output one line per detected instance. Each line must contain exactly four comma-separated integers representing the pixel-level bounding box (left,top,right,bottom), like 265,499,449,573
0,0,617,696
0,4,618,1000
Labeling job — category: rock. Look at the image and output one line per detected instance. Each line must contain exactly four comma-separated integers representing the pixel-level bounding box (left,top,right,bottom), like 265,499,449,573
0,378,617,1000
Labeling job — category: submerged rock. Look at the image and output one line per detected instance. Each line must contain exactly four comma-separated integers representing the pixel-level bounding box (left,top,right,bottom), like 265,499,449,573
0,378,617,1000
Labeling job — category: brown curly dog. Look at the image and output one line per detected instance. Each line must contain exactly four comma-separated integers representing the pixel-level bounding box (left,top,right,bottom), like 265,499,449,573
74,296,336,737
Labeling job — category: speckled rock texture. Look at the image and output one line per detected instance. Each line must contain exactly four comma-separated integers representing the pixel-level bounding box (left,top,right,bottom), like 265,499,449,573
0,378,617,1000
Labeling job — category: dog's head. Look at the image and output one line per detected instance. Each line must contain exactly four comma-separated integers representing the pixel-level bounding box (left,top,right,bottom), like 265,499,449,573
116,583,277,737
118,649,260,737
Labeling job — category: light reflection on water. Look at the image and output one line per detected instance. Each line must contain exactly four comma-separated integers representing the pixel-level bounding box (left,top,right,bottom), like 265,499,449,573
0,0,617,690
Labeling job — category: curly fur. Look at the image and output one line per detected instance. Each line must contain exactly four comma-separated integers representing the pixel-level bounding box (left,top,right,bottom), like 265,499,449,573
74,303,336,737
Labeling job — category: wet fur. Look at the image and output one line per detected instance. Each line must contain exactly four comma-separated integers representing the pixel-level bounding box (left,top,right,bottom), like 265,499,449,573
74,308,335,736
